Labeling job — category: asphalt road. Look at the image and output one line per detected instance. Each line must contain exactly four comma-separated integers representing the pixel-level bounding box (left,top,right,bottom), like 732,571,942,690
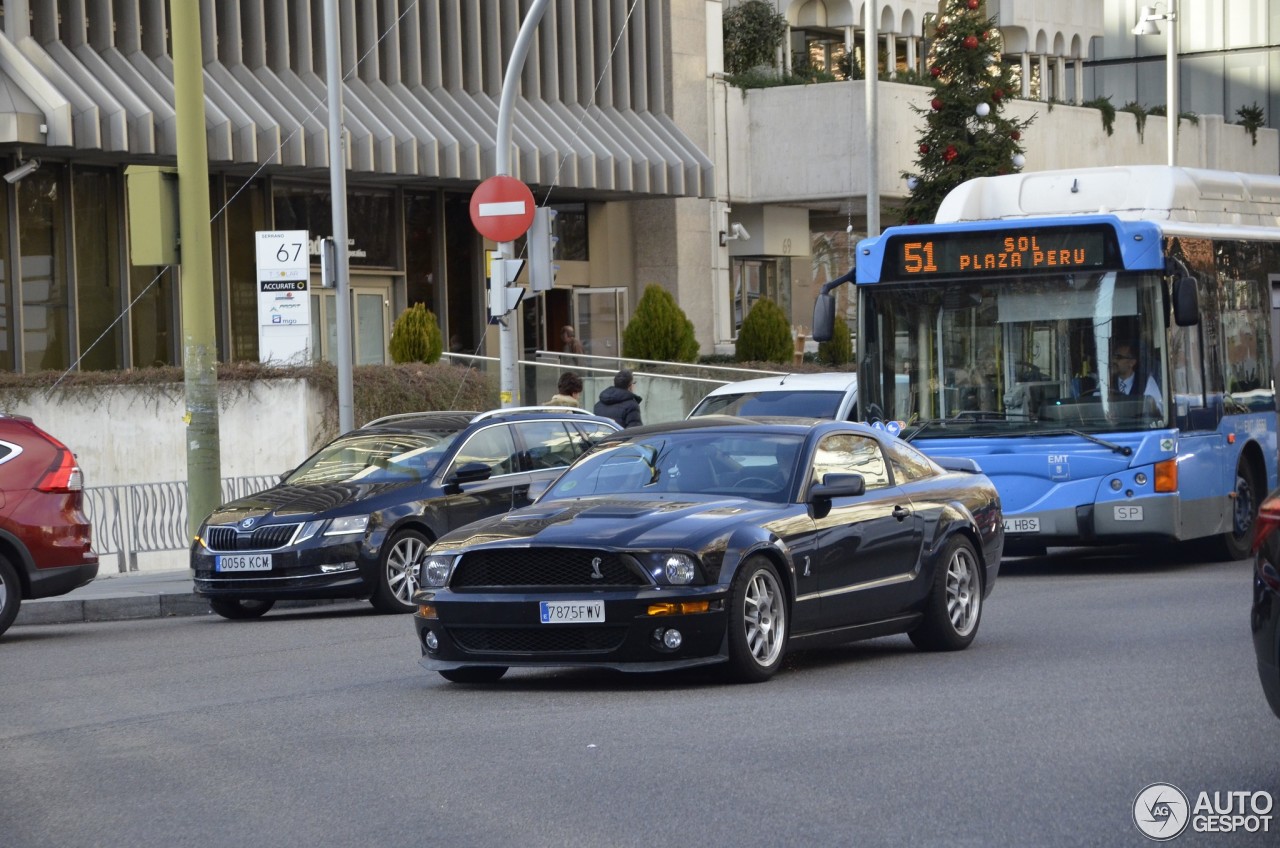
1,547,1277,848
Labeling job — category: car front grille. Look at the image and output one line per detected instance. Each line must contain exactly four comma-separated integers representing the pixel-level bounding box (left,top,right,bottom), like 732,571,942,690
450,548,649,588
451,626,629,654
204,523,300,552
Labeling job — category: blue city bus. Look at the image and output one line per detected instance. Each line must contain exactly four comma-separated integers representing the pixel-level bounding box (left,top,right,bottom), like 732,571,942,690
814,166,1280,559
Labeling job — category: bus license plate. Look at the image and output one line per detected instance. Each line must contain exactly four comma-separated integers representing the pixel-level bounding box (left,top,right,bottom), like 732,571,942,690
540,600,605,624
1003,517,1040,533
1114,505,1144,521
216,554,273,572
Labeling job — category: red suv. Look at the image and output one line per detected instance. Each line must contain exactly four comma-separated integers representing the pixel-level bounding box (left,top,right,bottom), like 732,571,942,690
0,414,98,637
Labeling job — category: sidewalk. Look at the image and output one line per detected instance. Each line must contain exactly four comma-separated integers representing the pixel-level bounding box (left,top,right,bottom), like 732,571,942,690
13,568,337,626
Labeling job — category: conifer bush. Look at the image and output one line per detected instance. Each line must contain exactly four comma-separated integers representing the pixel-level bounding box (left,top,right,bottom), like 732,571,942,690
388,303,444,364
735,298,792,364
818,315,852,366
621,284,700,362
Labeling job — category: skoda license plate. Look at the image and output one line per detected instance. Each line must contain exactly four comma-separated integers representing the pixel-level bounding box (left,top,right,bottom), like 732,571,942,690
216,554,273,572
1003,517,1040,534
540,600,605,624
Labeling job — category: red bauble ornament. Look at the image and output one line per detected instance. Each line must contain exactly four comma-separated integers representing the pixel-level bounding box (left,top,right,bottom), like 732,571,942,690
931,98,944,111
982,31,990,40
993,88,1005,101
967,0,980,8
930,65,942,78
944,145,959,163
1010,130,1021,141
963,35,979,49
919,143,930,154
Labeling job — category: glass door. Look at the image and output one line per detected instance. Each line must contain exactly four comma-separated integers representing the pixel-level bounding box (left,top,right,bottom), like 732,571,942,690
574,287,628,362
308,280,390,364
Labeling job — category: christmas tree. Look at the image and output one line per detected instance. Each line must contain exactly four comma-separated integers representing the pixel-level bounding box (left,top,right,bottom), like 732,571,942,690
900,0,1033,224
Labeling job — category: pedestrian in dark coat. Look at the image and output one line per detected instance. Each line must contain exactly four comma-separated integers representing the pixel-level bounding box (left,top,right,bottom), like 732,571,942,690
594,369,643,428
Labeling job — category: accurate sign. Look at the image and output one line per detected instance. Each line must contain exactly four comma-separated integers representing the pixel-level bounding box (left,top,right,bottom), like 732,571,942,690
255,230,312,364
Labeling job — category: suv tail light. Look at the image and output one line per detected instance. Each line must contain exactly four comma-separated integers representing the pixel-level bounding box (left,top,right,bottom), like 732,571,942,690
1254,498,1280,555
12,418,85,492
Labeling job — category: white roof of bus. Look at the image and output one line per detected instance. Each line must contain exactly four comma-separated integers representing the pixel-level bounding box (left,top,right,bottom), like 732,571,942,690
935,165,1280,231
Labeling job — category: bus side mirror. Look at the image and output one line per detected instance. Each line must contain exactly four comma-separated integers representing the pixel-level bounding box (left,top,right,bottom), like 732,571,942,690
1173,276,1200,326
812,293,836,342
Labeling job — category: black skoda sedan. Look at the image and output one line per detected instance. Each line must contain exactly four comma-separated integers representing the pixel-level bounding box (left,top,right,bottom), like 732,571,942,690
192,408,619,619
413,417,1003,684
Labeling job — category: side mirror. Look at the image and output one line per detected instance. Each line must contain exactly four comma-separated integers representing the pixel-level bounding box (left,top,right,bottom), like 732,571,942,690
1173,275,1200,326
444,461,492,491
809,472,866,501
812,293,836,342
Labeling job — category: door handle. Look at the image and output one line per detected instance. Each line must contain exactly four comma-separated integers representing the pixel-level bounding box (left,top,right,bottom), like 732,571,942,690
892,505,910,521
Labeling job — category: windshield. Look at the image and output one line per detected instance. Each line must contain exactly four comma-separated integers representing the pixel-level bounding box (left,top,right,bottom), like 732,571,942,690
692,390,844,419
285,431,457,484
544,432,804,503
858,271,1170,436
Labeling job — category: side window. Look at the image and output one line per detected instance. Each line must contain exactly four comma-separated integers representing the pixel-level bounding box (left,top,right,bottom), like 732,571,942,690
810,433,891,490
513,420,579,470
885,441,937,483
449,425,518,477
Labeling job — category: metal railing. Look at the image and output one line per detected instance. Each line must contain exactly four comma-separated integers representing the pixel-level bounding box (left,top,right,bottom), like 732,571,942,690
84,475,278,572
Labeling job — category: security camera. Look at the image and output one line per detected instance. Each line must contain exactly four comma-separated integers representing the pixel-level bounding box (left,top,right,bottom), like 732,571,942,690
4,159,40,184
730,222,750,241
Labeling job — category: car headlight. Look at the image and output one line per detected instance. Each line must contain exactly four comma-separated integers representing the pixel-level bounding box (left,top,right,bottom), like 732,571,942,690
638,552,701,585
324,515,371,536
423,554,460,587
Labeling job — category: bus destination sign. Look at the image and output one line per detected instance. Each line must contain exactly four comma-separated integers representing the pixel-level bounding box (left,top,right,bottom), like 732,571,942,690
884,225,1118,280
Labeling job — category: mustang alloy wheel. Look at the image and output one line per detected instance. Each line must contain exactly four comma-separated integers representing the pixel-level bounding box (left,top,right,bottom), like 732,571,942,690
725,556,789,683
909,535,982,651
371,529,430,613
208,598,275,620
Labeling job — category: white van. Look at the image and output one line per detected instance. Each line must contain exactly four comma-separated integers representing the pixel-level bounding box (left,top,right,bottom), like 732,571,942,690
688,373,858,421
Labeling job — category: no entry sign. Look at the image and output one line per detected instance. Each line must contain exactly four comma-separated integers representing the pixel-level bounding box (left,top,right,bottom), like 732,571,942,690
469,175,536,243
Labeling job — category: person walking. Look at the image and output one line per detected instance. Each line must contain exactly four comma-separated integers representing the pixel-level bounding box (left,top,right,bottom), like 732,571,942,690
544,371,583,408
594,369,643,428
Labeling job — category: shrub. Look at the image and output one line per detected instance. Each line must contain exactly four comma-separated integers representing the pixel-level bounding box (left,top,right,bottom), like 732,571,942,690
817,315,852,366
388,303,444,364
735,298,792,364
621,284,700,362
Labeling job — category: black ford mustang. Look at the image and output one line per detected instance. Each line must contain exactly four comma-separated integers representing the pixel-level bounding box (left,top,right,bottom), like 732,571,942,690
413,417,1003,683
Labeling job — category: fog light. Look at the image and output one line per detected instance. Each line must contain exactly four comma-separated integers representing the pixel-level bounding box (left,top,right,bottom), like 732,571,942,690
424,630,439,651
1110,479,1122,491
663,628,683,650
1135,472,1148,486
320,561,357,573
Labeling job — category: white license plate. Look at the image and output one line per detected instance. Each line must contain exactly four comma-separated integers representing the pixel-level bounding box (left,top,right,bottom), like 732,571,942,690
1003,517,1040,533
216,554,273,572
1114,505,1145,521
539,600,605,624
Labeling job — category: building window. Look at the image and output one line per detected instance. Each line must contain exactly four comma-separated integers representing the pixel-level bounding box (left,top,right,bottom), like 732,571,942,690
730,258,791,334
18,165,69,370
73,167,124,370
272,183,397,268
224,179,268,363
404,193,440,316
554,203,588,261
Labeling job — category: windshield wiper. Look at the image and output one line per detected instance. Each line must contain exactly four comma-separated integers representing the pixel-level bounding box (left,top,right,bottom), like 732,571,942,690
1036,428,1133,456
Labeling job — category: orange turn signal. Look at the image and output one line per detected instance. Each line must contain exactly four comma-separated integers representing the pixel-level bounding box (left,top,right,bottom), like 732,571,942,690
1154,458,1178,493
647,601,711,616
417,604,438,619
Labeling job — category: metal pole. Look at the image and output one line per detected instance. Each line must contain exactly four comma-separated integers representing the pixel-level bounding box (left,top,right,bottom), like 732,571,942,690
493,0,550,408
324,0,355,432
865,7,880,237
1166,0,1179,167
171,2,221,539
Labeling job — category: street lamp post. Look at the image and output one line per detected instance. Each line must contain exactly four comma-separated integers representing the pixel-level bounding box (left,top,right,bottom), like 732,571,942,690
1132,0,1179,167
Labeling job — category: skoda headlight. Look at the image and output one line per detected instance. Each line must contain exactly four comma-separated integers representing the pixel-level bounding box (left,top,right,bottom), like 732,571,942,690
423,554,460,587
662,553,697,585
324,515,370,536
293,520,327,545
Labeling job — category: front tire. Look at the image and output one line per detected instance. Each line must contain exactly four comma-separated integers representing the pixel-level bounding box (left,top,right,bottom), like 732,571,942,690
370,529,430,613
910,535,983,652
0,556,22,637
1211,462,1261,562
725,557,789,683
438,667,508,684
209,598,275,620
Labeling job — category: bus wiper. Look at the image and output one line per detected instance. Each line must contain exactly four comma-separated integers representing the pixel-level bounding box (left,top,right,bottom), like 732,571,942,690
902,413,1022,441
1037,428,1132,456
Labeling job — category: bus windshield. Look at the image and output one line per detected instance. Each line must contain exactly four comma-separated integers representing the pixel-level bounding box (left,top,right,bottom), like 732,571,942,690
858,270,1169,436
